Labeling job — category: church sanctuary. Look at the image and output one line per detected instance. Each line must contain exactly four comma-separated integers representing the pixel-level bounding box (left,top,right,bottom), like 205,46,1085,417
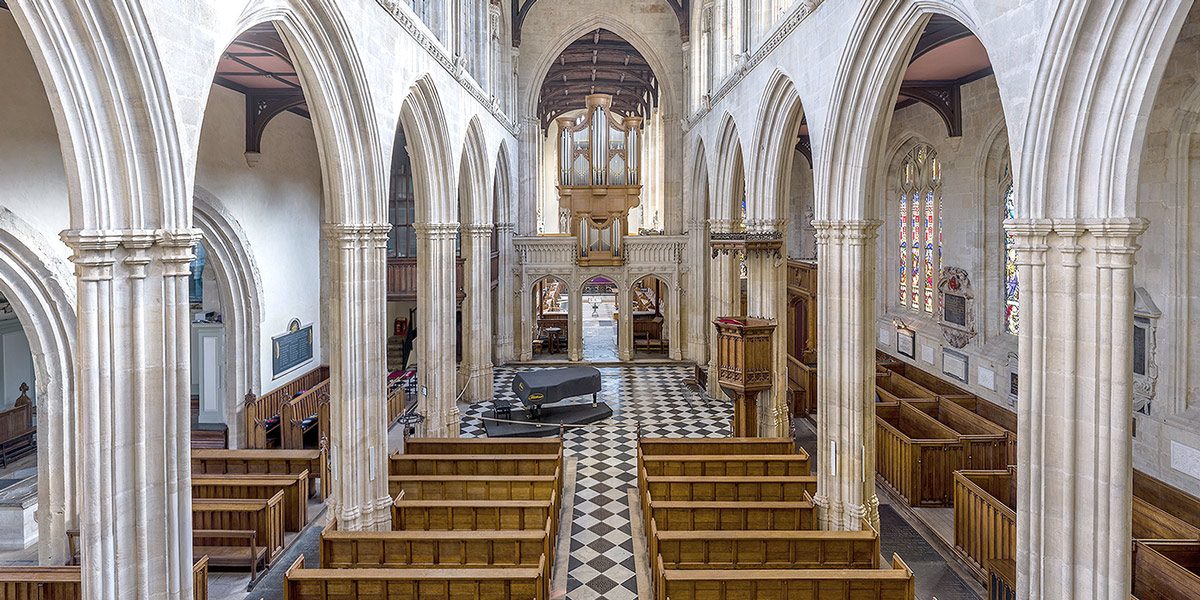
2,0,1200,599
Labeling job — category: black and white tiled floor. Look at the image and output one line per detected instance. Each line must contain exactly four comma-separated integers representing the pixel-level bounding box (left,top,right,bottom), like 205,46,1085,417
460,365,732,600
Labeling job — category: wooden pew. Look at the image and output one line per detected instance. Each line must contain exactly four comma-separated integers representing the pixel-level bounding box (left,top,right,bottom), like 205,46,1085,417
637,437,796,457
191,448,328,500
279,379,329,450
193,491,286,564
648,495,817,533
1132,540,1200,600
787,357,817,419
875,370,937,404
640,455,810,480
645,475,817,504
952,468,1016,581
192,471,309,532
392,494,558,541
284,553,549,600
389,474,558,502
243,365,328,448
0,567,81,599
906,399,1010,470
389,454,561,478
319,520,551,571
651,520,879,571
193,554,209,600
0,384,35,468
403,438,563,456
875,402,964,506
881,360,975,403
656,554,915,600
1134,470,1200,539
1133,496,1200,541
987,558,1017,600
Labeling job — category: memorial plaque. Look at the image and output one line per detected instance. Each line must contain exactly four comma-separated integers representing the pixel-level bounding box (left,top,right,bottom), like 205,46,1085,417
944,295,967,327
272,319,313,376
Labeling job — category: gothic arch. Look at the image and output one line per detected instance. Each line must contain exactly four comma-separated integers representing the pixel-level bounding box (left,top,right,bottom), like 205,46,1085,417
747,69,810,225
713,114,747,225
0,209,77,565
494,142,515,226
191,189,264,448
690,140,712,224
225,0,388,225
399,75,457,224
459,116,491,226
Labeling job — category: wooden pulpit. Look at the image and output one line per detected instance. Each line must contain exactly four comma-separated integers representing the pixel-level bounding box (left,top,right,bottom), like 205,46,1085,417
714,317,776,437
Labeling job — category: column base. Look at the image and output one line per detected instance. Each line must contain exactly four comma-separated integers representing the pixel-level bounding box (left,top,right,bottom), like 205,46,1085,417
814,492,880,531
445,406,462,437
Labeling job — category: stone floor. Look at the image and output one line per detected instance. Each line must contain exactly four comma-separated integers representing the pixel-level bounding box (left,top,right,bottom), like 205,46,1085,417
581,294,617,361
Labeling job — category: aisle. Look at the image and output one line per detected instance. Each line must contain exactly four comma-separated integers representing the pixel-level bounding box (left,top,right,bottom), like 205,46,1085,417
460,365,732,600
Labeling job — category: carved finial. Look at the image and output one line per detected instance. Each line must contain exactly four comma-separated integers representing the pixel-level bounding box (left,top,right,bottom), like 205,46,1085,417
244,389,257,405
18,382,29,396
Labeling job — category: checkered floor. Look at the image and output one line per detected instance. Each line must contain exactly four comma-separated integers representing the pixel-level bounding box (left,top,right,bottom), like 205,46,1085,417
460,365,733,600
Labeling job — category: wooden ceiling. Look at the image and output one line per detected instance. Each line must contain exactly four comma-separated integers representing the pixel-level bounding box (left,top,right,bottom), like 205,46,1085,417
213,23,311,154
537,28,659,129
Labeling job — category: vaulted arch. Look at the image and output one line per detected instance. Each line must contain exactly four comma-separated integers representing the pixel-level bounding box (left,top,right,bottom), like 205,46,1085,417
399,75,457,225
713,113,746,225
459,116,491,226
746,69,809,224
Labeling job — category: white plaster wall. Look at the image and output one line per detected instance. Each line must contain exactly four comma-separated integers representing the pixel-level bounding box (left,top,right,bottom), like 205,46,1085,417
872,74,1018,409
0,13,72,268
194,85,324,390
0,318,35,409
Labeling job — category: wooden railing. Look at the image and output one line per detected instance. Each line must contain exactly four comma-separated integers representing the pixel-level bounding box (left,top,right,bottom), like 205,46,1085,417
386,256,465,301
953,469,1016,580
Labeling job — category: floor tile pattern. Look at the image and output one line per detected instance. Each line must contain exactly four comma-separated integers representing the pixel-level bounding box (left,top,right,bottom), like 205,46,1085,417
460,365,732,600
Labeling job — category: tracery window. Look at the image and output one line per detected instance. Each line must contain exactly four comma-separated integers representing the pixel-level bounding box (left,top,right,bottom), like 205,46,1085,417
1002,162,1018,334
897,144,942,314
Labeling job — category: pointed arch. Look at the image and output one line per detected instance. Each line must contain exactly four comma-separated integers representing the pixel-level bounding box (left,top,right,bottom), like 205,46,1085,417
714,113,747,225
747,69,809,224
689,139,712,224
494,141,515,226
399,75,457,224
459,116,491,226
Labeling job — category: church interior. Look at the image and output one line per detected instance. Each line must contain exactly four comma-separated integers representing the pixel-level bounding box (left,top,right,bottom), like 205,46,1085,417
0,1,1198,599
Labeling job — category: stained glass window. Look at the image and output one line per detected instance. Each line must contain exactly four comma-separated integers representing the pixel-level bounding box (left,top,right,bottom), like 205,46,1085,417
897,145,942,314
1003,182,1019,334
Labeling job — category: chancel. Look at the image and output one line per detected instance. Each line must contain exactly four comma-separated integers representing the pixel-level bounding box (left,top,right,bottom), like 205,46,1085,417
0,1,1196,600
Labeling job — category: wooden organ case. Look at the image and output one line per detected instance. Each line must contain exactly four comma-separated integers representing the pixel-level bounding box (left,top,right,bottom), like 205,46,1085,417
556,94,643,266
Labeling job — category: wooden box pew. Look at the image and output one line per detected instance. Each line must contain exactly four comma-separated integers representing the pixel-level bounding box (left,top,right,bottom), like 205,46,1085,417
637,437,801,490
0,386,35,468
244,365,329,449
193,491,287,565
880,360,975,403
191,448,328,500
284,554,549,600
875,402,965,506
639,454,811,490
952,468,1016,581
392,493,558,542
192,471,310,532
388,474,559,503
389,454,561,479
319,519,552,571
1133,496,1200,541
647,494,817,535
193,554,209,600
655,554,915,600
875,370,937,405
1132,540,1200,600
904,399,1010,470
403,437,563,457
0,560,209,600
1133,470,1200,540
193,530,269,589
279,380,329,450
640,473,817,527
787,357,818,419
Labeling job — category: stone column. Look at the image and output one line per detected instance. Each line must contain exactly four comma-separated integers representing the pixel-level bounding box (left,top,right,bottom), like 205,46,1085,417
461,224,494,401
567,287,583,361
707,219,739,396
686,217,710,366
415,222,461,437
1013,218,1145,600
517,117,541,235
667,276,683,360
494,222,516,364
518,273,534,362
811,220,880,532
324,224,392,531
745,222,788,437
617,286,634,361
62,229,197,600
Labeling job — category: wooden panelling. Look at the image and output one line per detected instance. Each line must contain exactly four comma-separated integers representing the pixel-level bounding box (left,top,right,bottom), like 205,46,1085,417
907,399,1010,470
952,469,1016,581
319,522,551,571
645,476,817,504
1134,470,1200,536
1133,497,1200,541
284,554,548,600
389,474,558,502
1132,540,1200,600
192,472,309,532
193,555,209,600
0,567,82,599
656,554,915,600
191,449,327,500
787,357,817,419
875,403,964,506
987,558,1016,600
389,454,560,477
648,498,816,533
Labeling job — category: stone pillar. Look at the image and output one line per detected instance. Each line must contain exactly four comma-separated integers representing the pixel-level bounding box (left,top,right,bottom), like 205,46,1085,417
1013,218,1145,600
811,220,880,532
617,286,634,361
745,222,788,437
686,217,710,366
324,224,392,531
415,222,461,437
567,287,583,361
663,113,684,235
667,276,683,360
494,222,516,364
707,219,739,396
461,224,494,401
517,117,541,235
518,273,534,362
63,229,197,600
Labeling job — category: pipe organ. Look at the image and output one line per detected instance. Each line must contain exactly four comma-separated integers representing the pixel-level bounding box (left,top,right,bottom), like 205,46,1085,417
556,94,643,266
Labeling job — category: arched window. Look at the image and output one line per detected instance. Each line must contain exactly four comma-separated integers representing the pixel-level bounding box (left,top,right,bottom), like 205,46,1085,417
1002,160,1018,334
898,144,942,314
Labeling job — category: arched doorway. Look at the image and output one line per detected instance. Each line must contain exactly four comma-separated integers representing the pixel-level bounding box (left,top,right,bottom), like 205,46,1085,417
582,275,619,361
530,276,569,359
630,275,668,358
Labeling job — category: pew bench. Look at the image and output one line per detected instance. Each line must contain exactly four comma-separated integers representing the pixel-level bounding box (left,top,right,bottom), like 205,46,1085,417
636,437,797,457
191,448,327,500
643,475,817,504
655,554,915,600
389,454,561,478
905,399,1010,471
392,495,558,540
389,474,559,503
193,471,310,532
194,529,268,588
1133,470,1200,540
319,520,551,571
284,554,549,600
952,469,1016,581
875,370,937,405
647,497,817,533
649,519,880,573
403,438,563,456
193,492,286,564
193,554,209,600
875,402,964,506
244,365,329,449
279,381,329,450
1132,540,1200,600
0,558,210,600
639,455,811,482
0,391,34,468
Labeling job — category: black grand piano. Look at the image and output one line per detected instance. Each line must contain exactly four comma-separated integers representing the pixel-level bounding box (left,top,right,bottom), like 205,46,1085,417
511,366,602,419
